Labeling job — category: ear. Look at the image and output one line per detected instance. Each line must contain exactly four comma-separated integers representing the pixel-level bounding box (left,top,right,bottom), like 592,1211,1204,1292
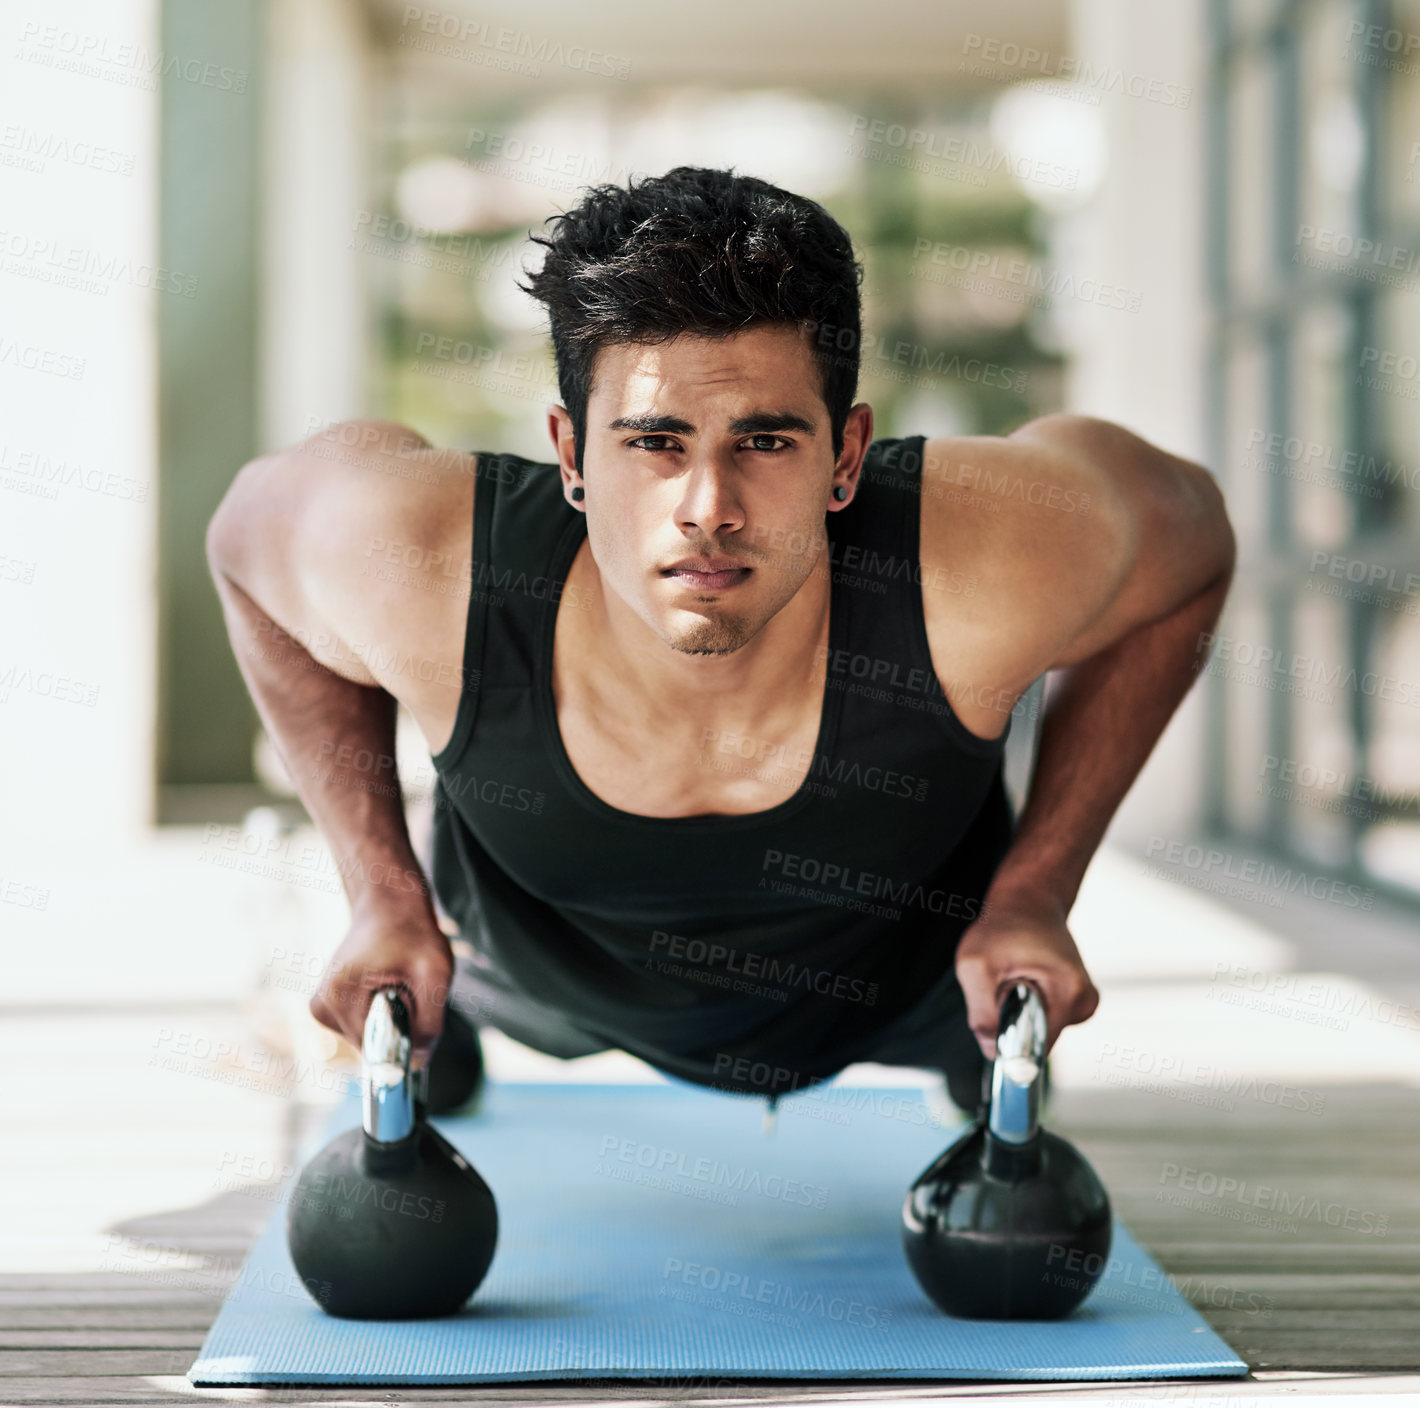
546,406,578,490
830,402,875,508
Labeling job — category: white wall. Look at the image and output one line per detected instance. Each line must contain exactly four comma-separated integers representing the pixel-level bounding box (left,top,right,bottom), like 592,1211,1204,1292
0,0,162,851
260,0,375,452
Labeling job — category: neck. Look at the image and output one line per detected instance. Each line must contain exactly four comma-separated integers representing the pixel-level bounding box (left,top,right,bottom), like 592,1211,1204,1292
568,535,833,740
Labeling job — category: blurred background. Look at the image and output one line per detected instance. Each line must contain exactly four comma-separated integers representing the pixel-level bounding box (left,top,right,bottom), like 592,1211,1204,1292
7,0,1419,896
4,1,1420,1378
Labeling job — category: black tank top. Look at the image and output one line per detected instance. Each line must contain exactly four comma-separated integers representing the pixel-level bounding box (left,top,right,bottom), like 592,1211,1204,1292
428,435,1016,1096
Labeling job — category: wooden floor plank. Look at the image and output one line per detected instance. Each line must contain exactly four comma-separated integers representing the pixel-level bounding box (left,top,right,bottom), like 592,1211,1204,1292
0,1332,208,1350
0,1349,196,1376
0,1308,216,1331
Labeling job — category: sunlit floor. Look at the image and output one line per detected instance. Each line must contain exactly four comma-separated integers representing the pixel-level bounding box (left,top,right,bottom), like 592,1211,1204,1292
6,826,1420,1404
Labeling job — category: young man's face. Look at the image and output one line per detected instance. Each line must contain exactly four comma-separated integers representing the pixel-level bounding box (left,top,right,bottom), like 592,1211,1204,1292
552,323,870,657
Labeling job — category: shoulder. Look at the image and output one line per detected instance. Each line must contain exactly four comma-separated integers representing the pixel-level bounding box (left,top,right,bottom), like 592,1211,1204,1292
208,419,480,693
211,419,480,564
914,414,1201,735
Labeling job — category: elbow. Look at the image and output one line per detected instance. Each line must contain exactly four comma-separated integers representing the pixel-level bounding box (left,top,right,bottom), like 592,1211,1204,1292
205,451,281,586
1181,460,1236,588
205,497,239,586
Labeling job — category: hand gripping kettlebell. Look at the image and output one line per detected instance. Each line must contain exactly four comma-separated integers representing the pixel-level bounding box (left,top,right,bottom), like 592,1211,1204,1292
286,988,499,1318
901,983,1111,1318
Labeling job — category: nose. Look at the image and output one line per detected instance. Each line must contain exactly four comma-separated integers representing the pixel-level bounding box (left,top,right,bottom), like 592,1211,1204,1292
674,454,745,539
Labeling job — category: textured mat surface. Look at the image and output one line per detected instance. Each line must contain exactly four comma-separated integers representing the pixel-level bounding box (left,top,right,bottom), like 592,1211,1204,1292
189,1081,1247,1384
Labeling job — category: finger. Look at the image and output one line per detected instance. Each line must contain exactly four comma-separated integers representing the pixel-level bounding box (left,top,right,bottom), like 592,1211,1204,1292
956,955,1004,1059
308,991,337,1037
1079,980,1100,1022
1068,979,1100,1029
1041,974,1102,1053
404,966,449,1067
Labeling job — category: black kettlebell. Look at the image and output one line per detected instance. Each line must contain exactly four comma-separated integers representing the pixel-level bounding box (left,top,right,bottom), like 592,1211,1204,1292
901,983,1111,1319
421,1005,485,1115
287,988,499,1319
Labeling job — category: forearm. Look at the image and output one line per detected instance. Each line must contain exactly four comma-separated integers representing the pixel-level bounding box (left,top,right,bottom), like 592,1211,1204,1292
212,570,434,924
986,567,1233,913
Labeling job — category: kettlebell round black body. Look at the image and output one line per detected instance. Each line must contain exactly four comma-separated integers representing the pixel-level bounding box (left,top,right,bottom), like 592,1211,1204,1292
287,989,499,1319
901,984,1112,1319
422,1005,485,1115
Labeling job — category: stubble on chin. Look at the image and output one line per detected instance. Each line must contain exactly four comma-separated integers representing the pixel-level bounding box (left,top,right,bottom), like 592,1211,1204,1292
664,614,756,657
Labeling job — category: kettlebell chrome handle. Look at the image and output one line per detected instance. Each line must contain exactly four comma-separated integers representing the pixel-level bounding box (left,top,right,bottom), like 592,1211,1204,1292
987,983,1047,1146
362,988,415,1145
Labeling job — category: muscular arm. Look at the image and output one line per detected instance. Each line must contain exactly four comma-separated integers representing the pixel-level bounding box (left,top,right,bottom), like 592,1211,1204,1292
206,418,473,1057
926,414,1236,1053
985,414,1237,911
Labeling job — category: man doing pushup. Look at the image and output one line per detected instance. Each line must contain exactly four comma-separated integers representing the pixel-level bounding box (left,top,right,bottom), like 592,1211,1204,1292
206,166,1236,1117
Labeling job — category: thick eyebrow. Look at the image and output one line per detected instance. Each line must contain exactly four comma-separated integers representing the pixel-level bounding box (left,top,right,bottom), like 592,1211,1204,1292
607,411,817,436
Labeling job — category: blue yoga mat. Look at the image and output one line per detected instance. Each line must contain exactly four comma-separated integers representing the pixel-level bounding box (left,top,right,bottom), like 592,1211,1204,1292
189,1081,1247,1385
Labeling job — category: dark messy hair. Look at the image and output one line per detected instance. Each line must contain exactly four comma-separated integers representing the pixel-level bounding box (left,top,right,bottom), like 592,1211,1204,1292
518,166,863,473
